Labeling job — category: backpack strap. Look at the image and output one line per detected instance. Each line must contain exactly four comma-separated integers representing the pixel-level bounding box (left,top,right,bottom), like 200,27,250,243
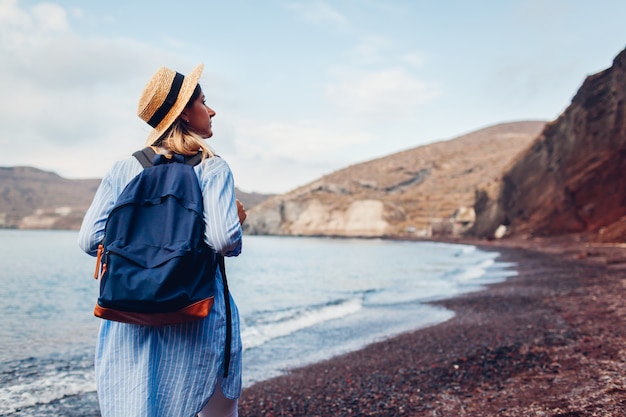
132,147,204,168
218,255,232,378
184,151,204,166
133,147,156,168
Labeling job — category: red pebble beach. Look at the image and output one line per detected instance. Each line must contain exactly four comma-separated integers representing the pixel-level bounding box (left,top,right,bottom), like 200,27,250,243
239,238,626,416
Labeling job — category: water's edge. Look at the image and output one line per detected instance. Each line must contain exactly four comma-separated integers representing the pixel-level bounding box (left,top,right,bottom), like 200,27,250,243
0,233,516,416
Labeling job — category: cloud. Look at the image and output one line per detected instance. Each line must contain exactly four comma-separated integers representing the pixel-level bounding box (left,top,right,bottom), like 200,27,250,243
0,0,197,177
0,0,69,37
325,67,441,119
231,119,373,163
515,0,571,26
348,35,391,64
401,52,425,68
287,1,349,28
227,154,340,194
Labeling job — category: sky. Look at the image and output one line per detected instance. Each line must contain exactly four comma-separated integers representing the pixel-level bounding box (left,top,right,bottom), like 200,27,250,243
1,0,625,194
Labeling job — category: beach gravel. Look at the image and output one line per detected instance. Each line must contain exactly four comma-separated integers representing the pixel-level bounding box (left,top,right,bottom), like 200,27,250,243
239,239,626,416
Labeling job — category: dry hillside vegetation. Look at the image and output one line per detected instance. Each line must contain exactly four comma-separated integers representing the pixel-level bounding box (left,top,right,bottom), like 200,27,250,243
246,121,546,237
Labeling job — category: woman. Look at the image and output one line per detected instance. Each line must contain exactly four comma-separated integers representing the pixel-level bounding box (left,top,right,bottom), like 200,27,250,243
78,64,245,417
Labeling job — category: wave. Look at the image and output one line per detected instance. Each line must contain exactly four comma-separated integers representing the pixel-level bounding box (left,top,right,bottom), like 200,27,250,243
440,256,519,290
0,355,95,415
449,258,495,282
454,245,477,256
241,297,363,350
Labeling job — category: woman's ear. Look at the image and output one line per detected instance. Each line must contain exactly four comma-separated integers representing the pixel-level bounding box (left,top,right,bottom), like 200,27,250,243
180,110,190,123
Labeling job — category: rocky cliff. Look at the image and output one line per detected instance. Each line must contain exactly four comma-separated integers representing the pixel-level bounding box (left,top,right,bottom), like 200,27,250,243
472,47,626,242
244,121,546,238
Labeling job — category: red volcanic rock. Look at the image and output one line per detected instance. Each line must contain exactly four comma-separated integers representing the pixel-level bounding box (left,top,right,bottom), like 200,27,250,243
473,47,626,241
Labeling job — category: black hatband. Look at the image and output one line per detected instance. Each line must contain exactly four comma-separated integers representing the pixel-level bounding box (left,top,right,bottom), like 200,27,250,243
147,72,184,128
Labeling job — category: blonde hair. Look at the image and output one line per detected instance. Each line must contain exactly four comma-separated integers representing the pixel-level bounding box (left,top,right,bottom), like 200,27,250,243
145,83,214,160
146,119,214,160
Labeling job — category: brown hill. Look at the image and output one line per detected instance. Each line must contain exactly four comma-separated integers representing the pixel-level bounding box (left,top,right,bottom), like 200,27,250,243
0,167,101,229
244,121,546,237
0,166,273,230
472,47,626,242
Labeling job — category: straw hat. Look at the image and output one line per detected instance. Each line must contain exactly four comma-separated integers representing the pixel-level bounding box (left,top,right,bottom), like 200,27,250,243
137,63,204,143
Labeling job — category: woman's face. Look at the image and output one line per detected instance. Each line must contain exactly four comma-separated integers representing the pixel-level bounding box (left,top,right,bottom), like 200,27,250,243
182,87,216,138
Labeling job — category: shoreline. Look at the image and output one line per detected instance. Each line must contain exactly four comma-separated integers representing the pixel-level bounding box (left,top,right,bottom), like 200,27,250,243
239,237,626,416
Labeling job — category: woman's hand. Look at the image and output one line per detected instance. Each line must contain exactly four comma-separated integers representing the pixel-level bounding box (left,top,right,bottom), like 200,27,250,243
236,199,247,225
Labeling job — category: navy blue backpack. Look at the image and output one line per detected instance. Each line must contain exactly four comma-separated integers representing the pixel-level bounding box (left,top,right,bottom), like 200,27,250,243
93,148,233,375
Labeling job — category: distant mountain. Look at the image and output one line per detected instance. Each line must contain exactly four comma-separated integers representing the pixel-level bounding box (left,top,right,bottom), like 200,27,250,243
0,166,273,230
0,167,100,229
243,121,546,238
473,46,626,242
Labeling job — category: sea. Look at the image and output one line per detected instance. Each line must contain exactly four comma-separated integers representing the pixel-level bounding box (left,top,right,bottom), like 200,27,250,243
0,230,516,416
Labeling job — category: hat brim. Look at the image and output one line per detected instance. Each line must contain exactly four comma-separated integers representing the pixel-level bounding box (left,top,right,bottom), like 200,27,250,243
147,63,204,144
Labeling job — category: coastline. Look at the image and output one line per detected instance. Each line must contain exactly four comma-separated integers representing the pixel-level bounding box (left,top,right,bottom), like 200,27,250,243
239,238,626,416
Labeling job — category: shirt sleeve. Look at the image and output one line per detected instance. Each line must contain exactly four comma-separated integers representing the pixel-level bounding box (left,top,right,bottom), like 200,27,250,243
77,173,115,256
197,158,243,257
77,158,143,256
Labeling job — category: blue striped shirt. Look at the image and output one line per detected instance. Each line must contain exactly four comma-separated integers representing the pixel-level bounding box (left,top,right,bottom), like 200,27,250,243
78,154,243,417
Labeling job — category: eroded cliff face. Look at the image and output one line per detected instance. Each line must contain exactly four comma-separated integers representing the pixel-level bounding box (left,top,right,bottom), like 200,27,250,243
473,47,626,241
248,197,401,237
244,121,545,238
